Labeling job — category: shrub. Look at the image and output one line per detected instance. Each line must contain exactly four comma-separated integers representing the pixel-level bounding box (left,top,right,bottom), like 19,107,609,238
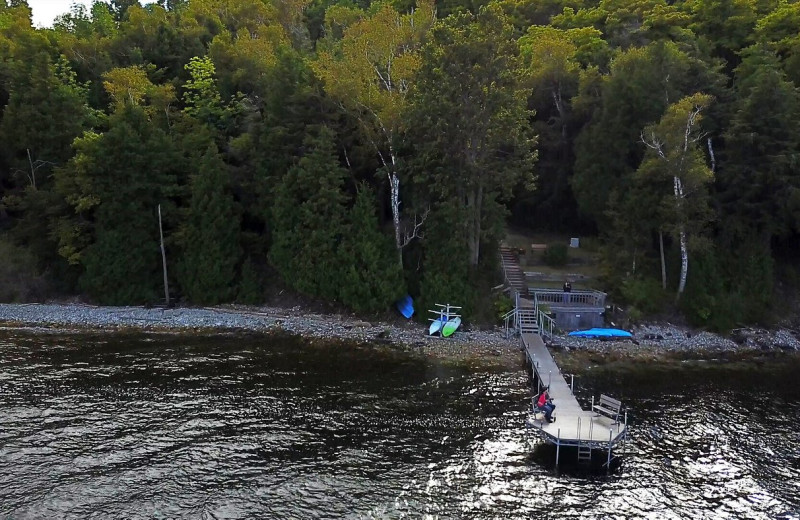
543,243,569,267
619,276,666,315
0,239,45,302
493,294,513,322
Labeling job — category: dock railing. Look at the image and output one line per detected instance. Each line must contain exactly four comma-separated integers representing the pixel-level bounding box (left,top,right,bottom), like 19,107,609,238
529,288,606,308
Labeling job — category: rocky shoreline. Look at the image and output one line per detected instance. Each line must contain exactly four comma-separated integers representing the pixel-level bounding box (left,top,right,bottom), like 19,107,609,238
0,303,520,363
1,303,798,364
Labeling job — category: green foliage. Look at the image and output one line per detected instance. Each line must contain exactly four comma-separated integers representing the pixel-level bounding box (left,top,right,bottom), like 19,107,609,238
176,145,242,305
0,238,44,302
572,41,718,225
679,233,774,330
56,105,181,304
0,0,799,329
269,127,349,301
680,249,734,330
718,47,800,241
407,4,536,268
418,202,477,320
182,56,224,125
542,243,569,266
619,276,667,315
493,293,514,322
336,185,404,313
236,257,263,305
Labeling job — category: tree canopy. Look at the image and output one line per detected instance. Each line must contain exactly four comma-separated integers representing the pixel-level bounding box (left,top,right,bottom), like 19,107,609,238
0,0,798,329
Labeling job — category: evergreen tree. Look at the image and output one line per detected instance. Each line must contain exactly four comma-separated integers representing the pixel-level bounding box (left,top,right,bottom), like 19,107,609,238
337,185,404,313
269,127,348,301
236,256,263,304
418,201,476,319
177,145,241,305
0,21,98,287
55,105,181,304
407,5,536,268
718,47,800,244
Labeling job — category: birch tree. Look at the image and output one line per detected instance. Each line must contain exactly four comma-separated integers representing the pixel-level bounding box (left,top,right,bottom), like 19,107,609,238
313,0,435,266
639,93,714,301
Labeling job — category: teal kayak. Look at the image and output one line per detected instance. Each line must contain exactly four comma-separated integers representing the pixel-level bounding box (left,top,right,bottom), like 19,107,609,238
568,328,632,338
429,315,448,335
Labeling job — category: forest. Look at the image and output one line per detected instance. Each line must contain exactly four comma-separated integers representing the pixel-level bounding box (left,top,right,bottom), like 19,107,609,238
1,0,799,330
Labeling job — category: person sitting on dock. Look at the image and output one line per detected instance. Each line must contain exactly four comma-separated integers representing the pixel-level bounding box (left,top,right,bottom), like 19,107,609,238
537,387,556,423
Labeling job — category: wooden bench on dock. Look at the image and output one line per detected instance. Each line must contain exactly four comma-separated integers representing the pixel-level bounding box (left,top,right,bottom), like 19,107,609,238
593,394,622,424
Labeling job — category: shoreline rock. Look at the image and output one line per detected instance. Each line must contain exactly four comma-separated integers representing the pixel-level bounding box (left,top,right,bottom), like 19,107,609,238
1,303,798,365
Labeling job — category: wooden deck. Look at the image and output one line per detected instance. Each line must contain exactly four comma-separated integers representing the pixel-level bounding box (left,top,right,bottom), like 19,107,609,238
522,332,627,455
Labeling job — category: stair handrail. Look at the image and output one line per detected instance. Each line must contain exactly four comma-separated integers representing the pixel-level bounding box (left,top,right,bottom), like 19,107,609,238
500,247,515,290
532,292,554,339
538,309,555,339
502,307,516,338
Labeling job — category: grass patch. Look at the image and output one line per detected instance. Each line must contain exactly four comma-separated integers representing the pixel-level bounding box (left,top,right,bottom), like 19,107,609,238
504,228,603,286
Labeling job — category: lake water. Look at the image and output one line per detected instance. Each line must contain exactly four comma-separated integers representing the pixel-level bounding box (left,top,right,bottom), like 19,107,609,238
1,328,799,519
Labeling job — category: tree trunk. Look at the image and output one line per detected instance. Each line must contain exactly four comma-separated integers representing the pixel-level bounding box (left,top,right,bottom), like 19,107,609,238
388,151,403,268
466,189,478,266
473,182,483,266
677,225,688,300
158,204,170,307
467,185,483,267
389,170,402,267
659,230,667,290
673,176,688,300
465,182,483,267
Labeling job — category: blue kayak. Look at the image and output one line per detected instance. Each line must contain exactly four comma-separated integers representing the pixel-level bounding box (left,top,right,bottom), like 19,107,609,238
568,328,633,339
395,295,414,319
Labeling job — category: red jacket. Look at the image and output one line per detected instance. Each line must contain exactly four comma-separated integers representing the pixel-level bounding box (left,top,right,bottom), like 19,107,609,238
537,392,548,407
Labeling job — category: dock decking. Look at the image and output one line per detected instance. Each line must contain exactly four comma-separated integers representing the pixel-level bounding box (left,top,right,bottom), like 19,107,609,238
522,332,627,465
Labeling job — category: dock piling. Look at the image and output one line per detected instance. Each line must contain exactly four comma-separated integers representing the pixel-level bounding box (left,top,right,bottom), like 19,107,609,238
556,428,561,466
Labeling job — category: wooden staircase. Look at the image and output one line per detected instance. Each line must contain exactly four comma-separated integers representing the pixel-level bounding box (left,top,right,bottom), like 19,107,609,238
500,246,528,296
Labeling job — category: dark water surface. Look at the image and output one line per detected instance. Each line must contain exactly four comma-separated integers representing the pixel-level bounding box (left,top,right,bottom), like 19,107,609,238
1,328,799,519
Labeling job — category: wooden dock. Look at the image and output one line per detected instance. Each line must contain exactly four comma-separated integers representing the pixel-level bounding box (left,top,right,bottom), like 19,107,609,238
522,332,627,466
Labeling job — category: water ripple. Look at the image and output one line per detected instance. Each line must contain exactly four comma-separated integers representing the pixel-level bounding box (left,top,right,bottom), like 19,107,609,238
0,329,799,518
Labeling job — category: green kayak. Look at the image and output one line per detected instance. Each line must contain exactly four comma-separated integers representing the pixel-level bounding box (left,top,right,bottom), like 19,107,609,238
441,317,461,337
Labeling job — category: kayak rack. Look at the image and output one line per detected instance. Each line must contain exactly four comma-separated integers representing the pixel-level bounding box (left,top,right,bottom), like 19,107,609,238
427,303,462,337
427,303,461,321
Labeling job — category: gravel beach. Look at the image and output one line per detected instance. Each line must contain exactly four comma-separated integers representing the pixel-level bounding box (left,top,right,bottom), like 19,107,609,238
0,303,521,364
1,303,798,364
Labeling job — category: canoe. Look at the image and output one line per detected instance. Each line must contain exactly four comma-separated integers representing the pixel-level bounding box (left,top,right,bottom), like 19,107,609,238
441,316,461,337
568,328,632,338
395,295,414,319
